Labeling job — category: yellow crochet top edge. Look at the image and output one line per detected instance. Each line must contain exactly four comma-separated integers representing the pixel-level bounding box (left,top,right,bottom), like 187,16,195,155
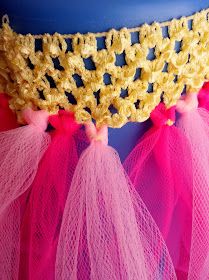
0,8,209,127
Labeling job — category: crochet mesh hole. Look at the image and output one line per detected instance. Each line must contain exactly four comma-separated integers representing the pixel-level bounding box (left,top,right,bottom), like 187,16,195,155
134,100,140,109
147,48,156,61
97,37,106,50
35,39,43,52
83,57,96,70
45,74,56,88
109,104,118,114
188,19,193,30
93,90,100,105
174,75,178,83
38,90,46,100
115,51,127,66
65,92,77,105
84,107,91,115
134,68,141,81
27,58,35,70
162,62,168,73
52,57,64,71
120,89,129,99
175,41,182,53
131,32,139,45
72,74,84,87
147,83,154,93
162,26,169,38
65,38,73,52
103,73,112,85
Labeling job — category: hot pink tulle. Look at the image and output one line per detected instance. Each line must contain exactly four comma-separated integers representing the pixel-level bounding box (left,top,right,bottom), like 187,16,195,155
19,110,84,280
0,93,18,131
176,94,209,279
56,122,176,280
123,103,193,278
198,82,209,110
0,108,50,280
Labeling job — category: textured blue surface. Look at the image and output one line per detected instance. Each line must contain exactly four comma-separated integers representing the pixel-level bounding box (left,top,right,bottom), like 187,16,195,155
0,0,208,161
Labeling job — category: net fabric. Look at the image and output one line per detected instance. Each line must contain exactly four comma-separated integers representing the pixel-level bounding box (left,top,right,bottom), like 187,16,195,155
19,111,85,280
198,81,209,110
176,94,209,280
123,103,193,278
0,93,18,130
0,108,50,280
56,123,177,280
1,9,209,127
0,92,19,280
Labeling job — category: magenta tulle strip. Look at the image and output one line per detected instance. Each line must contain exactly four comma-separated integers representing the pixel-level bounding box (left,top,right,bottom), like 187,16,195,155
198,82,209,110
123,103,192,278
19,111,84,280
56,123,176,280
0,108,50,280
0,93,18,131
176,96,209,279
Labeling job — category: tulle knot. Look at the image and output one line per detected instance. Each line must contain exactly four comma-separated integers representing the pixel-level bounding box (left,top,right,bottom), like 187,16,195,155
198,82,209,110
85,122,108,145
49,110,80,134
150,103,176,127
22,108,48,131
176,93,198,114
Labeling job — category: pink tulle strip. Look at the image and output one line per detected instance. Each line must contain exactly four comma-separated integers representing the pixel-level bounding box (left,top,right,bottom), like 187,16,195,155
176,93,209,280
123,103,193,278
56,122,176,280
0,108,50,280
19,111,83,280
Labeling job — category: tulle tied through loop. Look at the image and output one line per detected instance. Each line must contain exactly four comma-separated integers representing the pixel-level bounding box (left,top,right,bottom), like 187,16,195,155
123,103,193,278
55,121,177,280
85,122,108,145
19,110,82,280
177,93,209,279
150,103,176,127
0,107,50,280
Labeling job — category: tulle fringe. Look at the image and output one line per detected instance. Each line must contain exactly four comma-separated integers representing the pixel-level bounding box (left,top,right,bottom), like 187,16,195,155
19,111,84,279
123,105,193,277
0,109,50,279
56,138,176,279
177,108,209,280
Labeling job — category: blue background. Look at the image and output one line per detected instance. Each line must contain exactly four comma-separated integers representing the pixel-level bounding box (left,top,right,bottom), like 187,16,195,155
0,0,208,161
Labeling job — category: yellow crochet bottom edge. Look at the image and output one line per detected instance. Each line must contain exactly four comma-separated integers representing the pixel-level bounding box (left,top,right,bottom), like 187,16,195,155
0,8,209,127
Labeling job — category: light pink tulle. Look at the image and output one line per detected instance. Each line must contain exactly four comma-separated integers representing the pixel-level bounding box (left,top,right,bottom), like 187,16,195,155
56,122,176,280
123,103,193,279
19,110,84,280
176,93,209,280
0,108,50,280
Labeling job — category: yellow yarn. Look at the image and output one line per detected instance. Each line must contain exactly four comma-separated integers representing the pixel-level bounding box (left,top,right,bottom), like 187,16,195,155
0,9,209,127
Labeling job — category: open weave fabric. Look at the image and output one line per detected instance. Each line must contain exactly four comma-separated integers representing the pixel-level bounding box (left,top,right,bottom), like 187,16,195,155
123,103,193,278
56,123,177,280
1,8,209,127
1,87,209,279
176,94,209,280
0,108,50,280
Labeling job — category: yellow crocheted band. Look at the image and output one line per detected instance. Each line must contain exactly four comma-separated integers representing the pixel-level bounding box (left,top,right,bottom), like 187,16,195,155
0,8,209,127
